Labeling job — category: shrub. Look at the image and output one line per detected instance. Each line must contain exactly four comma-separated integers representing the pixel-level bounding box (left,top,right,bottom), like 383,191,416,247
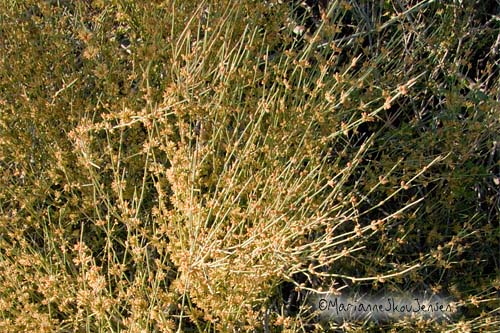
0,0,498,332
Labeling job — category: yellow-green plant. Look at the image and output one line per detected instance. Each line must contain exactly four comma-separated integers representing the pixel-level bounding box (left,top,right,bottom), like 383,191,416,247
0,0,498,332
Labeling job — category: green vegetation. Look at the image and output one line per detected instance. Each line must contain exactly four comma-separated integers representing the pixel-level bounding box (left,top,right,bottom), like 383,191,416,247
0,0,498,332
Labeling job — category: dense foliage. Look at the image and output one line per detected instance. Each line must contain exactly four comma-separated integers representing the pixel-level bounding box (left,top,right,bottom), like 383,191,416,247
0,0,498,332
